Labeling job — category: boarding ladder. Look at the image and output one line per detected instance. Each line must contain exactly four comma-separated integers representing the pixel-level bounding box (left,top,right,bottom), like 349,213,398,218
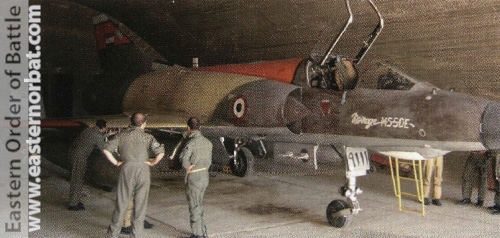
388,157,425,216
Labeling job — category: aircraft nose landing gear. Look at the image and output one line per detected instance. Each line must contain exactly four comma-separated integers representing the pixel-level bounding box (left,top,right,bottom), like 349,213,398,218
326,183,363,228
326,147,369,228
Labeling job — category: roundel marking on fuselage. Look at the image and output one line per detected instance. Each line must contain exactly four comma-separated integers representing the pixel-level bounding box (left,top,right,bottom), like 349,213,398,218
232,96,247,122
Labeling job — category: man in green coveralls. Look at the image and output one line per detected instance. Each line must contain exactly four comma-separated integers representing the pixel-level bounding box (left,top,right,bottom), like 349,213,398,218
180,117,212,238
457,150,491,207
68,119,114,211
103,113,165,238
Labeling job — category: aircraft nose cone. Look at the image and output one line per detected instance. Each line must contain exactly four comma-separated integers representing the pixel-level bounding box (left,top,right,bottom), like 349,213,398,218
481,102,500,149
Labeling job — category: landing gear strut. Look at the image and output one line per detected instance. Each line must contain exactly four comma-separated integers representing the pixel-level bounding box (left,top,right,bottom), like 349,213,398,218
326,147,369,228
230,146,254,177
221,137,255,177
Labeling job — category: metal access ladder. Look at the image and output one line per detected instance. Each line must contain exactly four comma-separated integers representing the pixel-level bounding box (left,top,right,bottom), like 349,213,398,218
388,157,425,216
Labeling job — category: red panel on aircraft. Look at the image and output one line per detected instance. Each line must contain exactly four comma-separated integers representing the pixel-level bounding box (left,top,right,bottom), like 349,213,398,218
41,120,82,128
196,59,303,84
94,20,131,50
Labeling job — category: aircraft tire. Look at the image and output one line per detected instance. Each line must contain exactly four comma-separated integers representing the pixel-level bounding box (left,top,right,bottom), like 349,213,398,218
326,199,352,228
230,147,254,177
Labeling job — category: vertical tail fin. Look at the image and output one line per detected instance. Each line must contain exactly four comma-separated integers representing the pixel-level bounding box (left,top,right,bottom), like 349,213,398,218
93,14,131,51
92,14,166,73
83,14,167,115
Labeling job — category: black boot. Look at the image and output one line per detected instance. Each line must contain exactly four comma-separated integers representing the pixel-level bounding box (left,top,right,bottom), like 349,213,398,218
476,200,484,207
432,199,442,206
121,226,132,234
424,198,430,205
68,202,85,211
488,204,500,211
144,220,154,229
457,198,471,205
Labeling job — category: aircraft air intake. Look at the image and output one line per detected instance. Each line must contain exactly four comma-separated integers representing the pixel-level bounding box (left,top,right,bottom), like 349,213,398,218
213,80,305,128
480,102,500,149
283,89,312,134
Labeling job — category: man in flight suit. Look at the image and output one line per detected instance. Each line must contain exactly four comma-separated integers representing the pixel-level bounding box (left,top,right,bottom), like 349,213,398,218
68,119,114,211
423,155,443,206
103,113,165,237
457,150,491,207
180,117,212,238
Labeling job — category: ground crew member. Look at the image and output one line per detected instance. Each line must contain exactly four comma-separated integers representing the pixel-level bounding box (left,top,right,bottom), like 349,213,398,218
103,113,165,237
491,151,500,214
457,150,490,207
68,119,115,211
423,155,443,206
180,117,212,238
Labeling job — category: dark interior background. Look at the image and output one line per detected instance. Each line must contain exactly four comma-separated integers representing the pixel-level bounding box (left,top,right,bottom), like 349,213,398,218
34,0,500,117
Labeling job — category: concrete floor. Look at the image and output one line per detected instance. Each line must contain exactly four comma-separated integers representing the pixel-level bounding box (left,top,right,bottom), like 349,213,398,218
32,154,499,238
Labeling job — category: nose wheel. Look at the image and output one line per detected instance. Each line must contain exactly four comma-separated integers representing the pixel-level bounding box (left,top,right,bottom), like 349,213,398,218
326,199,353,228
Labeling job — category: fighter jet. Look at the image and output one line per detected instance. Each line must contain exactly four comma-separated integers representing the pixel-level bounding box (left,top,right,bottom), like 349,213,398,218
42,0,500,228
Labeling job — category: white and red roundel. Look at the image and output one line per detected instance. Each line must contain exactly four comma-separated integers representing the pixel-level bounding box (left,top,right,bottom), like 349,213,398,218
232,96,247,122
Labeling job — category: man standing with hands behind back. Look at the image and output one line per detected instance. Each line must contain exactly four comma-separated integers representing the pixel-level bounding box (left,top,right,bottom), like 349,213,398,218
180,117,212,238
103,113,164,238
